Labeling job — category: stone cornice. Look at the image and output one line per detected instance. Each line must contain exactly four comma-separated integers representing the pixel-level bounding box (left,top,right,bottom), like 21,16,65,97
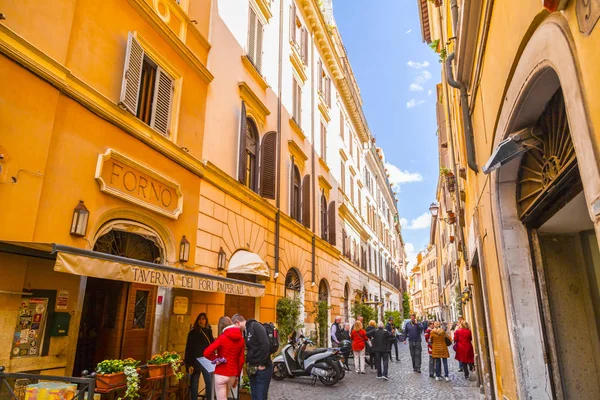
339,202,370,242
241,56,269,90
239,81,271,123
288,140,308,170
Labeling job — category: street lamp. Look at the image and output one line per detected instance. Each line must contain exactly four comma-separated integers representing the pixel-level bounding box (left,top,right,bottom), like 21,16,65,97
70,200,89,237
429,202,439,217
217,247,226,270
179,236,190,263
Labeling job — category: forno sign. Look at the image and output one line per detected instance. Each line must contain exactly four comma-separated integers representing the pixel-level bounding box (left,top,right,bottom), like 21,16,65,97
95,149,183,219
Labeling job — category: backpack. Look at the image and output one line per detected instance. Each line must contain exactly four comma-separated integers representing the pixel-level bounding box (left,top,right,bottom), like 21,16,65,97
262,322,280,354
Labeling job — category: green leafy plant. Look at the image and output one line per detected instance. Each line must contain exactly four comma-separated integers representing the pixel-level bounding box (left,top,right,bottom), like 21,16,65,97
148,351,183,380
122,366,140,400
312,301,330,347
384,310,402,327
276,296,303,342
402,292,411,319
351,302,377,325
440,166,452,176
96,359,125,375
429,39,440,53
439,48,447,63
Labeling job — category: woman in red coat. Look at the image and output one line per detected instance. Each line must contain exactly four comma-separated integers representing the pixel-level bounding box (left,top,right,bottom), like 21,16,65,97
454,321,475,379
203,316,245,400
350,321,369,374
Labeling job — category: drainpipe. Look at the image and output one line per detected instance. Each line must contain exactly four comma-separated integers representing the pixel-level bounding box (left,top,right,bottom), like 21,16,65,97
274,0,285,279
445,52,477,173
310,26,316,287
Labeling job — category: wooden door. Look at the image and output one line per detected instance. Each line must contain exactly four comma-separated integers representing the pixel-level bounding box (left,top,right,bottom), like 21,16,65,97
96,280,128,363
122,283,156,362
225,295,255,320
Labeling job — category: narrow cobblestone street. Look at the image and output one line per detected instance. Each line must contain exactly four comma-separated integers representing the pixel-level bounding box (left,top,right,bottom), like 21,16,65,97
269,342,483,400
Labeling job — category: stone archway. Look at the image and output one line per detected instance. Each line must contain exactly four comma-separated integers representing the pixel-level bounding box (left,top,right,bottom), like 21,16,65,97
490,14,600,400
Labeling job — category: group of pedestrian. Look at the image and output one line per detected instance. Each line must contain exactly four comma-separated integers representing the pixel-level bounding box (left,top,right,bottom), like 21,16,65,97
184,313,273,400
406,313,476,382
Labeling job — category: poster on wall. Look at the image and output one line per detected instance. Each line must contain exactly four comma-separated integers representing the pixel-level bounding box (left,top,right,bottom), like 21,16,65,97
11,297,49,358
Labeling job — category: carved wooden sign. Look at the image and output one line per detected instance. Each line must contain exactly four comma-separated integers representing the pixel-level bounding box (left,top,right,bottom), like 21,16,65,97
95,149,183,219
577,0,600,35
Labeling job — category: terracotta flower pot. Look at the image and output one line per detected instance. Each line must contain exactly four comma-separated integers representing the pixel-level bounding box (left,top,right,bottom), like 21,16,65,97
147,364,165,379
164,363,174,377
96,372,126,391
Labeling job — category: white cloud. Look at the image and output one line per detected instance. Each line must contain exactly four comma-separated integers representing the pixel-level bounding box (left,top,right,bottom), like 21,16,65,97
404,212,432,230
406,61,429,69
384,163,423,193
404,242,418,269
409,83,423,92
406,99,425,108
405,29,413,34
427,90,433,96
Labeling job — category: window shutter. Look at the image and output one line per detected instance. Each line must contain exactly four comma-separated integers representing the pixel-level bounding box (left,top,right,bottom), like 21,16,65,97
290,4,296,42
120,32,145,115
238,102,247,184
340,112,344,140
340,161,345,192
302,174,311,228
289,156,294,216
325,77,331,107
260,131,277,199
150,67,174,136
248,8,257,65
255,20,264,73
328,201,336,245
301,27,308,63
317,60,322,93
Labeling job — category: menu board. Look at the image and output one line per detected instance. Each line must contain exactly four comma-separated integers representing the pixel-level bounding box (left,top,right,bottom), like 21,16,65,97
11,297,49,358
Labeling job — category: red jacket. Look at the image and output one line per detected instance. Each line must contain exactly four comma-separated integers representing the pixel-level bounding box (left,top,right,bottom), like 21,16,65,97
424,328,433,355
453,328,475,364
350,329,368,351
203,326,245,377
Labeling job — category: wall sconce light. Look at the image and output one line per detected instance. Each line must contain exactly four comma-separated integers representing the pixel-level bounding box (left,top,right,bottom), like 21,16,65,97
179,235,190,263
217,247,226,270
461,286,472,303
70,200,89,237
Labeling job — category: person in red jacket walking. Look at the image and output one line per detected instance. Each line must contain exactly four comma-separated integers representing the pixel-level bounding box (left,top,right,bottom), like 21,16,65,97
453,320,475,379
350,321,369,374
203,316,245,400
424,321,434,378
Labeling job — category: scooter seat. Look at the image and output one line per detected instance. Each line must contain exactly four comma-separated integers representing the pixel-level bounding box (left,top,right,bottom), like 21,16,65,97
302,348,328,359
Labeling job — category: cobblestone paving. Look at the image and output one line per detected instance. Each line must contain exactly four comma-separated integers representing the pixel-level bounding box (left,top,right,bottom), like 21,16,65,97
268,342,484,400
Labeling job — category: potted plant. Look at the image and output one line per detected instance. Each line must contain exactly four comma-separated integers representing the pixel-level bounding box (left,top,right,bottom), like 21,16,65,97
449,235,455,243
162,351,185,381
239,371,252,400
147,353,167,379
95,358,139,392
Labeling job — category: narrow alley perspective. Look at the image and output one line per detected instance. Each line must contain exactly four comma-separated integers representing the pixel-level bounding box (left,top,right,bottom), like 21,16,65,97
1,1,600,400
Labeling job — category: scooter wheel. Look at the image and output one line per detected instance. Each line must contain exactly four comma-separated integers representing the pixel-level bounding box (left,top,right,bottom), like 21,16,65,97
318,359,341,386
272,362,288,381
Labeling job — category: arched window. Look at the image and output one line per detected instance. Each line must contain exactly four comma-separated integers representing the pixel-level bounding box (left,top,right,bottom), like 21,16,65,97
318,279,329,304
291,165,301,222
245,118,259,192
285,268,302,298
320,193,328,239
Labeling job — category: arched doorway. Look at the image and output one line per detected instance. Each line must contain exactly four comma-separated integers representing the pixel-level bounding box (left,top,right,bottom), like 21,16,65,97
284,268,305,331
75,224,164,374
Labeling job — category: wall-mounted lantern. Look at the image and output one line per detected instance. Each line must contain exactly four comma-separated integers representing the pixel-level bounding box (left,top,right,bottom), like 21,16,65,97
179,236,190,263
429,202,439,217
461,286,472,304
217,247,226,270
70,201,89,237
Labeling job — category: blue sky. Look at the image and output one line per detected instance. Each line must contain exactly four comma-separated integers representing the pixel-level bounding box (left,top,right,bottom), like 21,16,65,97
333,0,440,268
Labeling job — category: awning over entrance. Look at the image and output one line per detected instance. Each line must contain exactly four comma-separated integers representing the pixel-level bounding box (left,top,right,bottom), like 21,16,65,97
0,241,265,297
227,250,270,279
483,127,540,174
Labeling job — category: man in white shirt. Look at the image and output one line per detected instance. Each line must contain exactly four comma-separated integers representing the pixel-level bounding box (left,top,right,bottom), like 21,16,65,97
330,316,342,347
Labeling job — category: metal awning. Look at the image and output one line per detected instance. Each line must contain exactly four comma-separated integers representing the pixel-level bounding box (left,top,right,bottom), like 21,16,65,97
227,250,270,279
0,241,265,297
483,127,540,174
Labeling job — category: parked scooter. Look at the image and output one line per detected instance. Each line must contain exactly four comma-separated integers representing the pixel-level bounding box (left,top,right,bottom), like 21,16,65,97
272,333,342,386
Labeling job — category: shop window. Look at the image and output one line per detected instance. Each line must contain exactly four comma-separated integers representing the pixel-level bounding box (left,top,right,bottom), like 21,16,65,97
133,290,149,329
120,33,174,137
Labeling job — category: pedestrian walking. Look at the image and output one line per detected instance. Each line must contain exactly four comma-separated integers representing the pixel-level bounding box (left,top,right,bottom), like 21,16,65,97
341,322,351,341
340,322,352,370
424,321,435,378
365,320,377,370
371,322,391,380
430,321,451,381
203,316,245,400
350,321,368,374
231,314,272,400
403,313,423,373
185,313,214,400
385,317,400,362
454,320,475,379
330,316,342,347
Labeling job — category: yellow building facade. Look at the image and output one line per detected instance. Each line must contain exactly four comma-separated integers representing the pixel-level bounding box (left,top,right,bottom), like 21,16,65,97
0,0,404,377
419,0,600,398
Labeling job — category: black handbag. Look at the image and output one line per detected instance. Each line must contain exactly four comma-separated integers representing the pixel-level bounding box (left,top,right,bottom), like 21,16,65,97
445,336,452,347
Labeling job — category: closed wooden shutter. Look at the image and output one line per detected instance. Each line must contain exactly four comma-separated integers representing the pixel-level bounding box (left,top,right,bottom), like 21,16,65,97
248,8,257,68
150,67,173,136
259,131,277,199
317,60,322,93
328,201,336,245
301,27,308,63
341,229,346,256
340,161,345,192
255,19,263,73
340,112,344,140
290,4,296,42
302,174,310,228
238,102,247,184
289,156,295,216
325,77,331,107
321,123,326,162
120,32,145,115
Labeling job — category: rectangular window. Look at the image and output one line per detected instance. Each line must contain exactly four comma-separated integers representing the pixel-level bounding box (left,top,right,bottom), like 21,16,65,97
320,123,327,162
247,7,264,73
341,161,346,193
340,112,345,141
120,33,174,137
293,79,302,127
